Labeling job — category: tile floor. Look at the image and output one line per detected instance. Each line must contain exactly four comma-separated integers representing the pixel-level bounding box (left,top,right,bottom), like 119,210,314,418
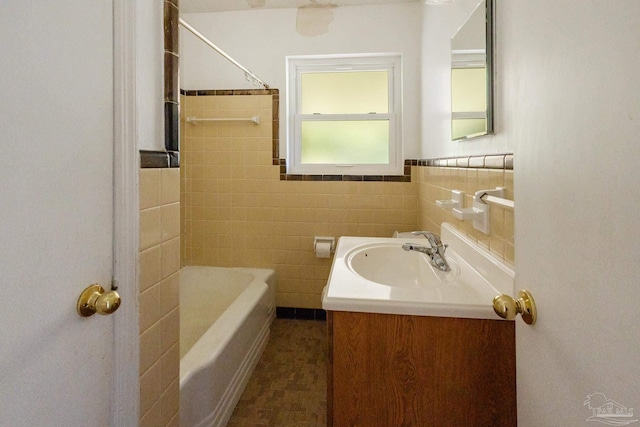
226,318,327,427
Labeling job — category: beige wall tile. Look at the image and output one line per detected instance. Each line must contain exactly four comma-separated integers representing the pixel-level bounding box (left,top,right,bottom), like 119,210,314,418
160,307,180,354
139,246,162,293
489,238,505,259
162,169,180,202
159,272,180,317
161,203,181,242
161,237,181,279
505,243,515,264
140,169,161,210
139,166,180,427
504,170,514,201
167,413,180,427
298,292,323,309
140,321,161,374
504,209,515,244
140,399,163,427
140,207,162,251
160,342,180,391
139,285,162,334
276,292,303,308
140,361,161,415
489,207,505,240
159,378,180,427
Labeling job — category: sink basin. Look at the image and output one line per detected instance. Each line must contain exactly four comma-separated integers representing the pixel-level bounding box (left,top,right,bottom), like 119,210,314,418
346,242,461,288
322,223,515,319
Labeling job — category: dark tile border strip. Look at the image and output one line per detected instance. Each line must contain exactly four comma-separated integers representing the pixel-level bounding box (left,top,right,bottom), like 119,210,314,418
164,1,180,154
274,153,512,181
182,90,411,182
278,173,411,182
140,150,180,168
181,89,280,96
180,90,512,178
277,160,413,182
413,153,513,170
276,307,327,321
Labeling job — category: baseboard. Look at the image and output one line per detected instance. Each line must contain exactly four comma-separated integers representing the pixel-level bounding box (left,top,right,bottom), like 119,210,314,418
276,307,326,321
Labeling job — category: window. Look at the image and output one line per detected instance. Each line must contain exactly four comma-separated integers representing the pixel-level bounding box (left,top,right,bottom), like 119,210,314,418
286,54,403,175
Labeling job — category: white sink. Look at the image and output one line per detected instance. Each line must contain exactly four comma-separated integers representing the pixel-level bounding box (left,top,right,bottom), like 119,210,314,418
346,242,461,288
322,222,515,319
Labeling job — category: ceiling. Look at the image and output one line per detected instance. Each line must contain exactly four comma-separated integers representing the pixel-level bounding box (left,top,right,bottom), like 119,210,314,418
181,0,420,14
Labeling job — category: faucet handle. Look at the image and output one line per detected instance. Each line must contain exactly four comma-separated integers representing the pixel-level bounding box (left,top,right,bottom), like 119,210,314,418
411,230,433,237
412,231,442,245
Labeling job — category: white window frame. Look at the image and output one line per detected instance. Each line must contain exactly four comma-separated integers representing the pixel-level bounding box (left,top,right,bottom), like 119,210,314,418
286,53,403,175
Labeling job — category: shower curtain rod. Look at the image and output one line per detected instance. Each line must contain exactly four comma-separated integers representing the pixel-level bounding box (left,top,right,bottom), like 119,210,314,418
179,18,270,89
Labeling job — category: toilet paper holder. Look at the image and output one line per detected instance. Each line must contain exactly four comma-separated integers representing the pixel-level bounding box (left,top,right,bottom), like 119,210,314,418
314,236,335,255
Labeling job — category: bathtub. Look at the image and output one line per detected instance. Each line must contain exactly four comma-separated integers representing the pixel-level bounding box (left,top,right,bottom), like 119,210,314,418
179,266,276,427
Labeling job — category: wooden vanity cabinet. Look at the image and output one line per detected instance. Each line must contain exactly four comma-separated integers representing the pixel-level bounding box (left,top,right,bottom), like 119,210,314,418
327,311,516,427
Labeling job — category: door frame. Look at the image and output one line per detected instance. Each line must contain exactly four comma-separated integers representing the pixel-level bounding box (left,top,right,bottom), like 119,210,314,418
112,0,140,424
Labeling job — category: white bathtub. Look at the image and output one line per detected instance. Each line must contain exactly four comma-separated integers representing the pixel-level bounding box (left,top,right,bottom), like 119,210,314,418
179,266,276,427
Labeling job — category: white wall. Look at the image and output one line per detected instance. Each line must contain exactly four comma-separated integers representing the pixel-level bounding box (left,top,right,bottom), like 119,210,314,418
421,0,511,158
180,4,423,159
137,0,165,151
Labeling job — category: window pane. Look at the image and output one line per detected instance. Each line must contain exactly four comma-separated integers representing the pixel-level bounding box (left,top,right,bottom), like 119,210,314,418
451,68,487,112
301,120,389,164
301,71,389,114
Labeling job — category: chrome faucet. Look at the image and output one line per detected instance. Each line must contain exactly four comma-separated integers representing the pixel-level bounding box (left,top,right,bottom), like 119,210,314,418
402,231,450,271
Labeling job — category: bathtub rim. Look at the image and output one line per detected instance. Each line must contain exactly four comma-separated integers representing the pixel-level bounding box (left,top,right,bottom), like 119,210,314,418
179,266,275,385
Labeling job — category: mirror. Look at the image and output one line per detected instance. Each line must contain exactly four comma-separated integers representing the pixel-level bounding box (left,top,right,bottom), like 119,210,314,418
451,0,493,140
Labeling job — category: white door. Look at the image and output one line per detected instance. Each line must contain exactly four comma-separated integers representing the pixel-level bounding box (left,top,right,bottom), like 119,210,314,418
507,1,640,425
0,1,136,425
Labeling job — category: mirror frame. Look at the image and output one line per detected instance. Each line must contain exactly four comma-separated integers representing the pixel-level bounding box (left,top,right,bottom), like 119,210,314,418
450,0,494,141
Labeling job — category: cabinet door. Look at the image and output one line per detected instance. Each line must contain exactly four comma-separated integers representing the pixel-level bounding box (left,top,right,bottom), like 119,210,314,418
328,311,516,427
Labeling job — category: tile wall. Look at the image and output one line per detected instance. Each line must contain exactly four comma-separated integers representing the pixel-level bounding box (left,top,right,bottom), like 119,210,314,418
139,167,181,427
416,165,515,263
180,91,515,309
180,94,418,309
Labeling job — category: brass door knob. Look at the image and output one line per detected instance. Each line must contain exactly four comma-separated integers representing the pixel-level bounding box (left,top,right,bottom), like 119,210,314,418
492,290,537,325
77,284,121,317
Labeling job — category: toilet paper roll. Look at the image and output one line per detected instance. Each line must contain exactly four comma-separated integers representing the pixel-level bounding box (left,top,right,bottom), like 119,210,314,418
315,242,331,258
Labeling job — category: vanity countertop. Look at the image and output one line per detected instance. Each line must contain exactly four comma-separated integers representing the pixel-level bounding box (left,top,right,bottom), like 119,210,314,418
322,222,514,319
